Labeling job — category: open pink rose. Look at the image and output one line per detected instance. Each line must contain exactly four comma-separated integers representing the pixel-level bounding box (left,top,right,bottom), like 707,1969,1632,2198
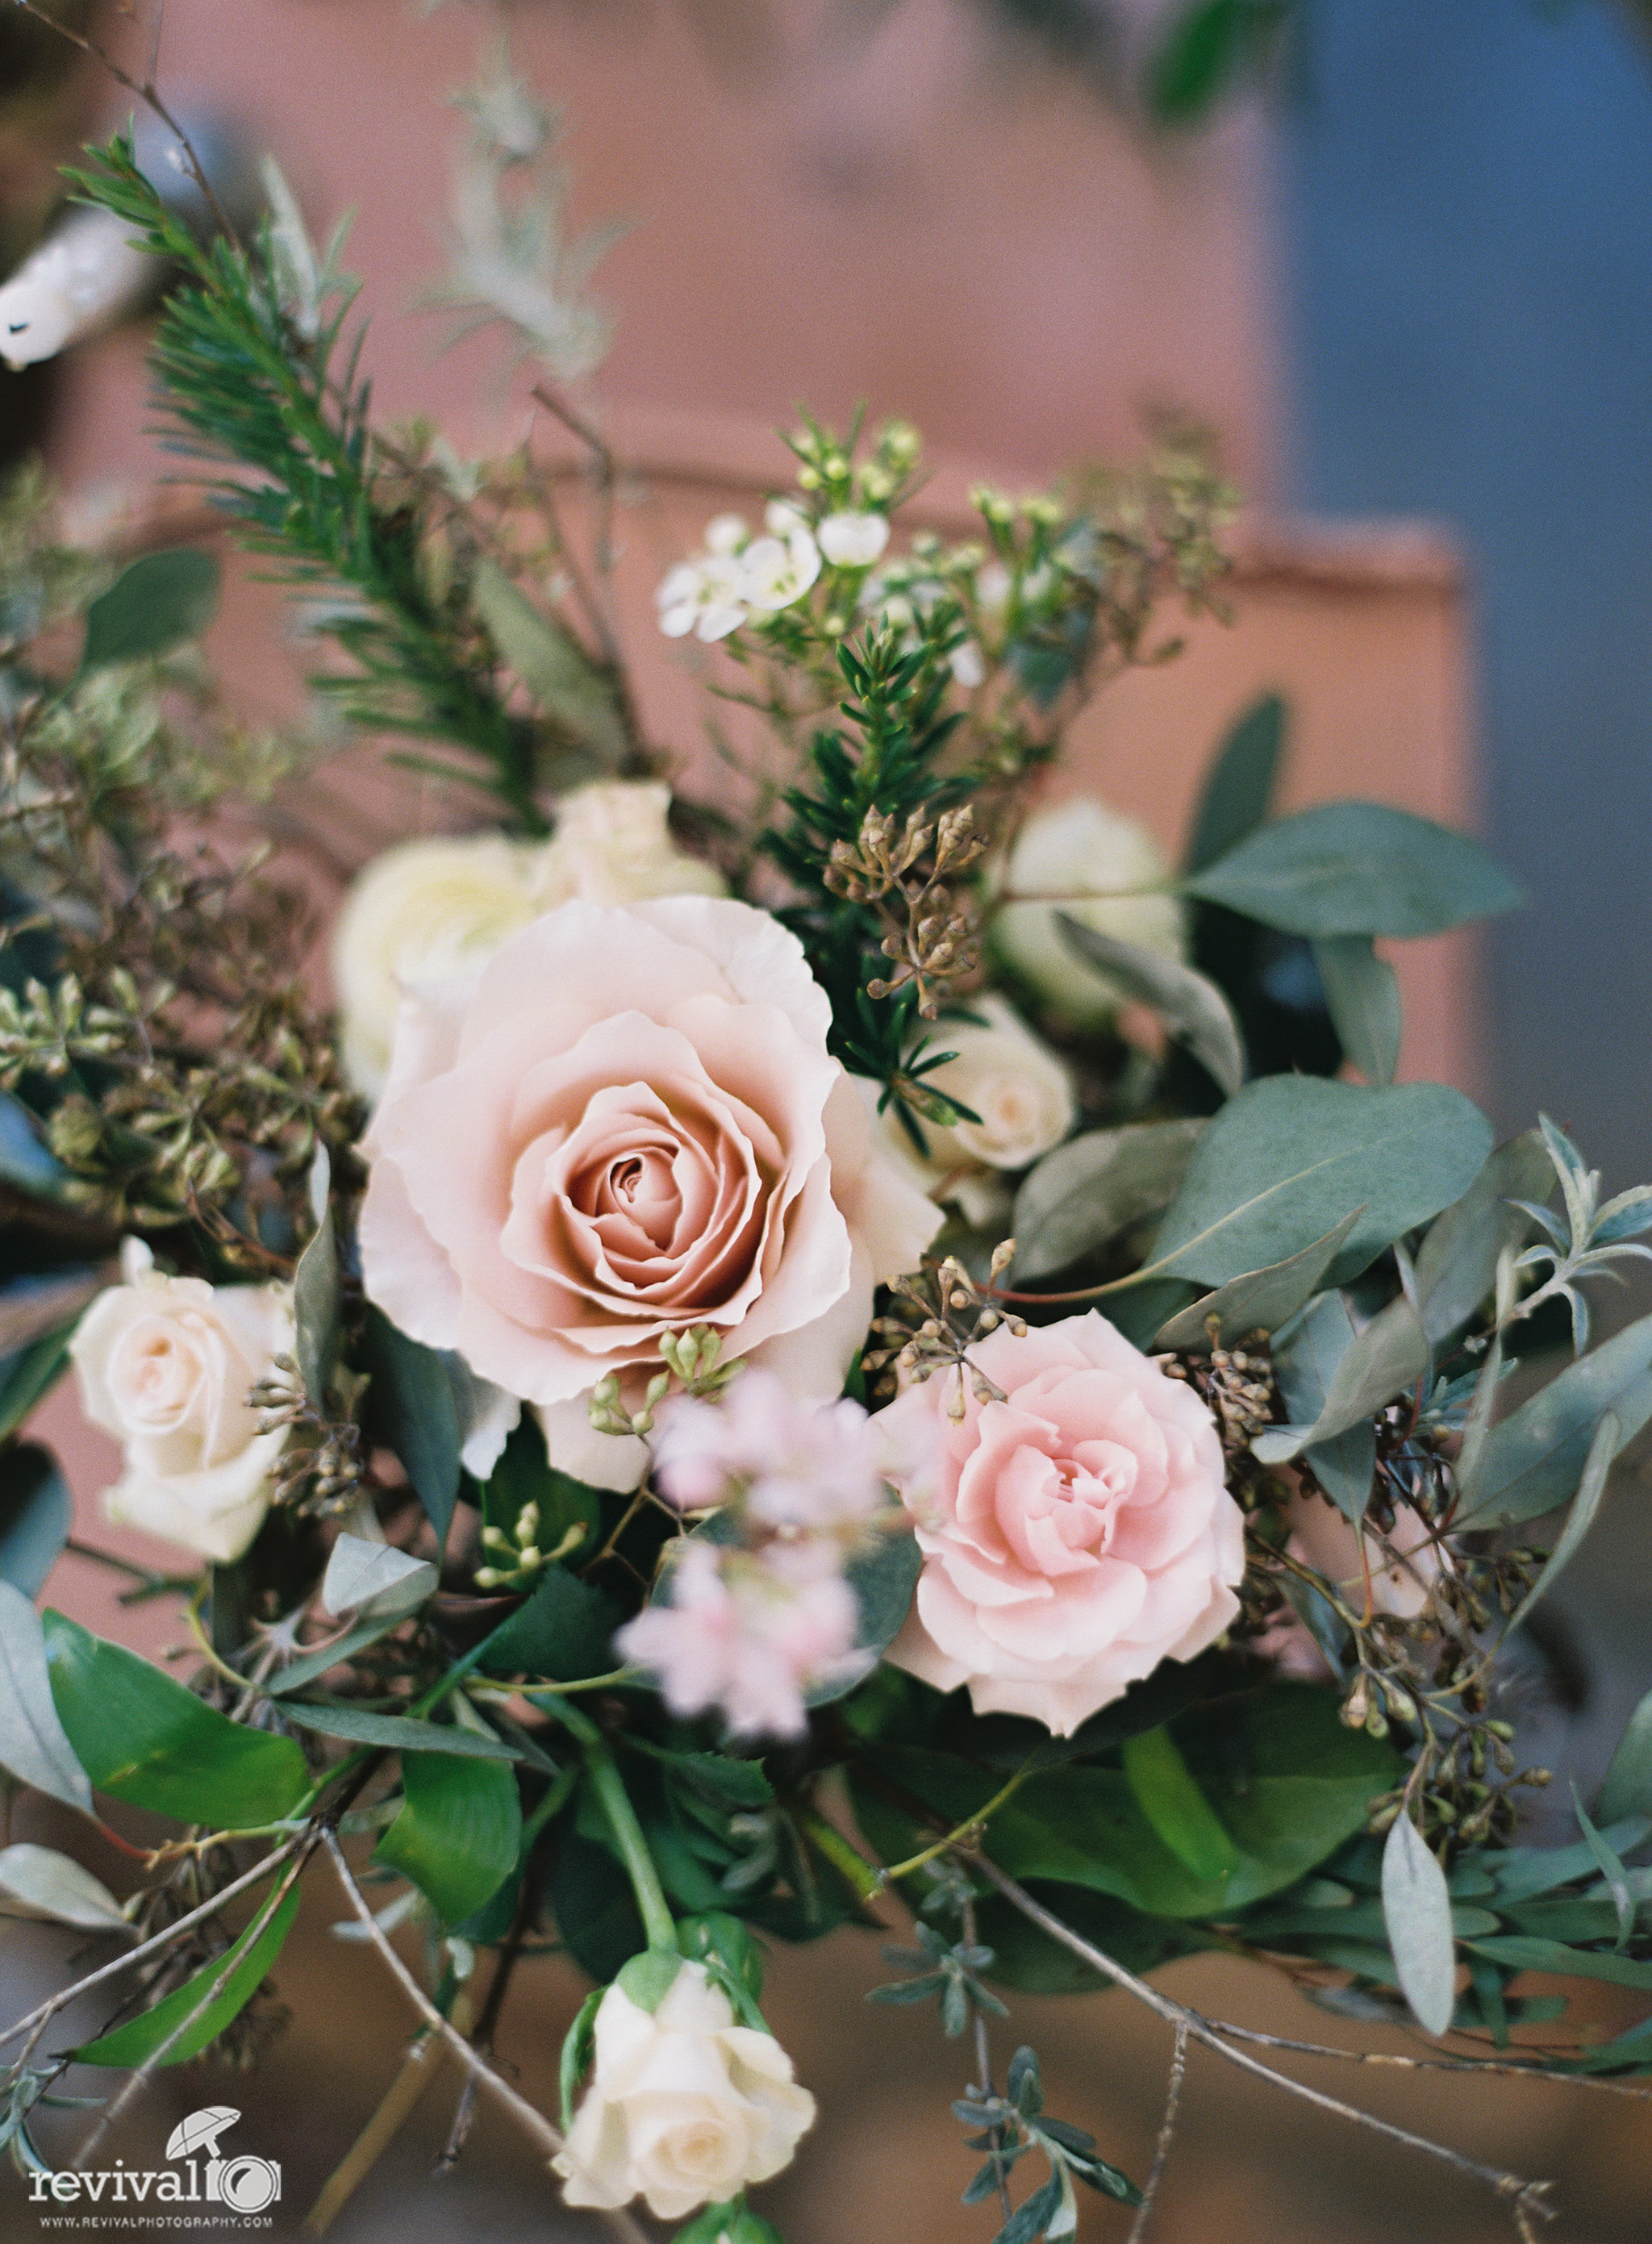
358,895,941,1419
878,1312,1245,1734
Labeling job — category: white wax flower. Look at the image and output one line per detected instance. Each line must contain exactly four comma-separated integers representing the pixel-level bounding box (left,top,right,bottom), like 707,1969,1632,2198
871,995,1075,1206
817,511,890,567
764,498,810,537
656,554,749,642
555,1958,816,2220
703,512,749,555
69,1241,294,1565
991,797,1186,1025
0,208,152,372
740,530,821,612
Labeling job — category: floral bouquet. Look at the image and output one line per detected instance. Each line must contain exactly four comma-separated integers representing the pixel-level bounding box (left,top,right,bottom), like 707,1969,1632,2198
1,37,1650,2244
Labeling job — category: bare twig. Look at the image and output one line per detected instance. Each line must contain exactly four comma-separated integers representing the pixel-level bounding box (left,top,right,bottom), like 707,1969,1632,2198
973,1858,1557,2234
1125,2020,1187,2244
961,1894,1012,2225
1208,2018,1652,2100
319,1831,650,2244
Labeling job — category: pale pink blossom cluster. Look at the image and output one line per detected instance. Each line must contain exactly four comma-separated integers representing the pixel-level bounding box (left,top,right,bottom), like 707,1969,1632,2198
615,1370,933,1736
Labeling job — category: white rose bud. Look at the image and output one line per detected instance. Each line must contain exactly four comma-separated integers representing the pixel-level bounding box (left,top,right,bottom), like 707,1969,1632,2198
555,1958,816,2221
69,1241,294,1565
992,798,1185,1025
0,208,152,372
534,781,727,912
874,996,1074,1219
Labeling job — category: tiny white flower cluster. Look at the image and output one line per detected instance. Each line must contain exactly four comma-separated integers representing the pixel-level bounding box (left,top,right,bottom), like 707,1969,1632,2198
655,501,890,643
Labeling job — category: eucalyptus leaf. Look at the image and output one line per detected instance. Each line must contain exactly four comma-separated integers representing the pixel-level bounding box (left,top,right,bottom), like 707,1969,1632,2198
77,1880,300,2067
0,1092,65,1195
1259,1292,1375,1521
0,1583,91,1812
42,1609,307,1825
1012,1120,1204,1283
319,1533,438,1622
1464,1936,1652,1992
1254,1292,1428,1466
1053,918,1244,1096
80,546,220,670
279,1703,524,1760
0,1326,77,1443
358,1308,461,1548
1570,1782,1634,1950
1412,1132,1555,1346
1153,1209,1362,1349
1184,800,1522,939
373,1748,521,1926
472,559,627,770
807,1527,924,1707
1597,1687,1652,1825
1503,1411,1619,1638
0,1842,130,1934
1146,1076,1493,1291
293,1146,339,1411
264,1614,405,1697
0,1443,71,1600
1382,1814,1456,2037
1312,936,1401,1087
1456,1310,1652,1527
1183,691,1287,872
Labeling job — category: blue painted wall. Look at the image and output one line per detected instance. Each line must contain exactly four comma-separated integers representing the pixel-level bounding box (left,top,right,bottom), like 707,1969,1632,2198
1282,0,1652,1183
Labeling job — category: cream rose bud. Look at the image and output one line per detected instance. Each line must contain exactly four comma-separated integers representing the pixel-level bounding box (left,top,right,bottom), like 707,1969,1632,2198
359,895,941,1426
331,834,548,1099
535,781,727,911
69,1241,294,1566
992,798,1185,1025
876,995,1074,1199
878,1312,1245,1735
555,1958,816,2220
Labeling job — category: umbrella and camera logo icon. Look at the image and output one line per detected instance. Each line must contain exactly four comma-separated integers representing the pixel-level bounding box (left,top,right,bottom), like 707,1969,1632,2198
164,2104,282,2214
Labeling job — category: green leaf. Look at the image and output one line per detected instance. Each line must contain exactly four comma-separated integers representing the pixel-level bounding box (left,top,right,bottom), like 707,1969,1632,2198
0,1841,129,1934
1120,1726,1240,1882
1455,1310,1652,1527
1147,1075,1494,1291
1312,936,1401,1087
481,1562,623,1683
1053,919,1244,1096
265,1615,407,1698
1153,1210,1362,1350
1464,1936,1652,1992
1503,1411,1618,1637
359,1308,461,1548
1184,691,1287,872
1254,1291,1428,1471
1260,1292,1375,1521
1410,1132,1555,1347
560,1983,603,2128
0,1092,66,1195
373,1749,521,1926
77,1878,300,2066
1147,0,1247,124
0,1327,77,1444
807,1526,924,1706
548,1816,646,1982
478,1412,602,1561
1597,1688,1652,1825
319,1533,437,1622
279,1703,525,1760
1183,801,1522,940
80,547,220,670
0,1443,71,1600
471,559,627,770
1382,1813,1456,2037
0,1584,91,1812
616,1946,685,2013
1012,1120,1205,1284
41,1610,307,1825
1570,1781,1634,1950
293,1146,339,1411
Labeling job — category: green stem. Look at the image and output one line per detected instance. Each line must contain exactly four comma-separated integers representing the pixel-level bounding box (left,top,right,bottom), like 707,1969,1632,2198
794,1802,885,1905
555,1711,675,1950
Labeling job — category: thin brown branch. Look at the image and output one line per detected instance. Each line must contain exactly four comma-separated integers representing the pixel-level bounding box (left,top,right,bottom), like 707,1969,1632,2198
319,1831,651,2244
972,1857,1556,2233
1208,2018,1652,2099
1125,2020,1187,2244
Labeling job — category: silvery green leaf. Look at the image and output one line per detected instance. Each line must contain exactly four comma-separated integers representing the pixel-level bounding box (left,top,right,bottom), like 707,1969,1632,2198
1589,1185,1652,1245
1456,1310,1652,1527
1502,1410,1619,1639
1255,1291,1374,1519
1183,799,1521,939
1183,692,1286,873
1053,918,1245,1097
1254,1291,1428,1466
1382,1813,1456,2038
0,1581,91,1812
1412,1132,1555,1345
293,1145,340,1411
1570,1781,1634,1950
1598,1687,1652,1825
471,560,627,771
1312,935,1401,1087
320,1533,439,1622
1146,1077,1493,1291
1153,1208,1364,1349
1012,1119,1205,1283
0,1842,130,1934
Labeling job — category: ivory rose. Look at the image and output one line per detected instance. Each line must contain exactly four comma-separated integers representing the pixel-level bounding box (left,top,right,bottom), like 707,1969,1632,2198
69,1241,294,1564
332,789,724,1099
878,1312,1245,1734
872,994,1074,1216
991,798,1185,1025
555,1958,816,2219
358,895,941,1438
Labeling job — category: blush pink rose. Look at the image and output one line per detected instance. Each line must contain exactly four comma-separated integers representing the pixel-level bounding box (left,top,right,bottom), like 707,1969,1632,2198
357,895,941,1418
878,1312,1245,1734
